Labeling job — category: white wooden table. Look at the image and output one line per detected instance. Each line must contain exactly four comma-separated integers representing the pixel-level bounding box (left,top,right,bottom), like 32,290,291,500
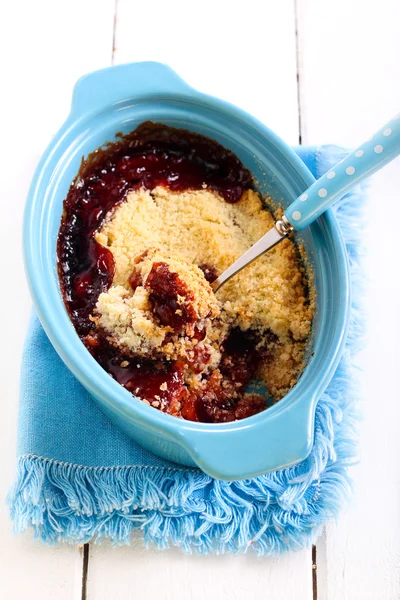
1,1,400,598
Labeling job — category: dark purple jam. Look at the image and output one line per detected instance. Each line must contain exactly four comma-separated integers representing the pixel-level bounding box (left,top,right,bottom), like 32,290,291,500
57,122,267,423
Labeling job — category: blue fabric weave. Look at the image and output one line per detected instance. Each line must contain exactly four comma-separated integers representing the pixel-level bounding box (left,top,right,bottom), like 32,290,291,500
8,146,364,554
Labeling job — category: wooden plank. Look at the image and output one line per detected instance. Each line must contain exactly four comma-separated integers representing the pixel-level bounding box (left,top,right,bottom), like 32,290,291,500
88,536,312,600
0,1,115,598
113,0,300,145
297,1,400,598
88,2,313,599
316,161,400,600
297,0,400,145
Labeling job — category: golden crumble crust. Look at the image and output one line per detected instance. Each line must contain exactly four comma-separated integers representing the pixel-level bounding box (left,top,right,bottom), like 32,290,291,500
95,186,314,399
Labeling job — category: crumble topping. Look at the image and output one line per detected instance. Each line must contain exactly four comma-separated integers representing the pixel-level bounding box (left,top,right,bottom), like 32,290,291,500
95,186,313,399
93,247,222,370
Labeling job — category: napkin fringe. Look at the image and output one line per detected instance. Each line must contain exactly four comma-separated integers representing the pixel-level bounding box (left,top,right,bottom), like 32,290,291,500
8,147,366,554
9,375,356,554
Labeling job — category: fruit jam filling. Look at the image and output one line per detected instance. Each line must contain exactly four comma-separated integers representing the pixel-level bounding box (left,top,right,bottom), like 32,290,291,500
58,122,314,422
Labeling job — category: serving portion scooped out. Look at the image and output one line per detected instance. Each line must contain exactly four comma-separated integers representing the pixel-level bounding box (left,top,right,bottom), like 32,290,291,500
57,122,314,423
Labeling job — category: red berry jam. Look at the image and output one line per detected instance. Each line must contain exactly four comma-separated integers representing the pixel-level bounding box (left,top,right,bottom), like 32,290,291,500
145,262,197,331
57,122,268,422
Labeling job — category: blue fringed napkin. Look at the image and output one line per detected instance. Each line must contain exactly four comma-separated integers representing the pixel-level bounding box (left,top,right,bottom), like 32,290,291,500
8,146,364,555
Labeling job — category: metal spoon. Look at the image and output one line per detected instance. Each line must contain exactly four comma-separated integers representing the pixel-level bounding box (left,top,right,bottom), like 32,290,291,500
211,114,400,292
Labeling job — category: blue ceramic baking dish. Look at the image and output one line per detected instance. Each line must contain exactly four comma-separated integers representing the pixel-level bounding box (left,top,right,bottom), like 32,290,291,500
24,62,350,481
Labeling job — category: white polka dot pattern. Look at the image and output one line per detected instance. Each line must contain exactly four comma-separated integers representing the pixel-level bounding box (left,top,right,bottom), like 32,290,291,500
285,114,399,230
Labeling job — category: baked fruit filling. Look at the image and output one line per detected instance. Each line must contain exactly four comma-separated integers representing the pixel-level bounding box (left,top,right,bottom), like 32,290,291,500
92,247,222,368
57,122,314,423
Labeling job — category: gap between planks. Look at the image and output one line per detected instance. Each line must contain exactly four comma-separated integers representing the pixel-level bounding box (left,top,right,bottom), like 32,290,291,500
81,544,90,600
111,0,119,64
312,545,318,600
294,0,303,145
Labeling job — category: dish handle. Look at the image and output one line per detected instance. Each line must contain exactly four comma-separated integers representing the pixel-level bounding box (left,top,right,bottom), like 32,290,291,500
177,398,315,480
70,61,194,116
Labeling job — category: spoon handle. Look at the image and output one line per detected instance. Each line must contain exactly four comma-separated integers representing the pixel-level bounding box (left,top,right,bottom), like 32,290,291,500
284,114,400,230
